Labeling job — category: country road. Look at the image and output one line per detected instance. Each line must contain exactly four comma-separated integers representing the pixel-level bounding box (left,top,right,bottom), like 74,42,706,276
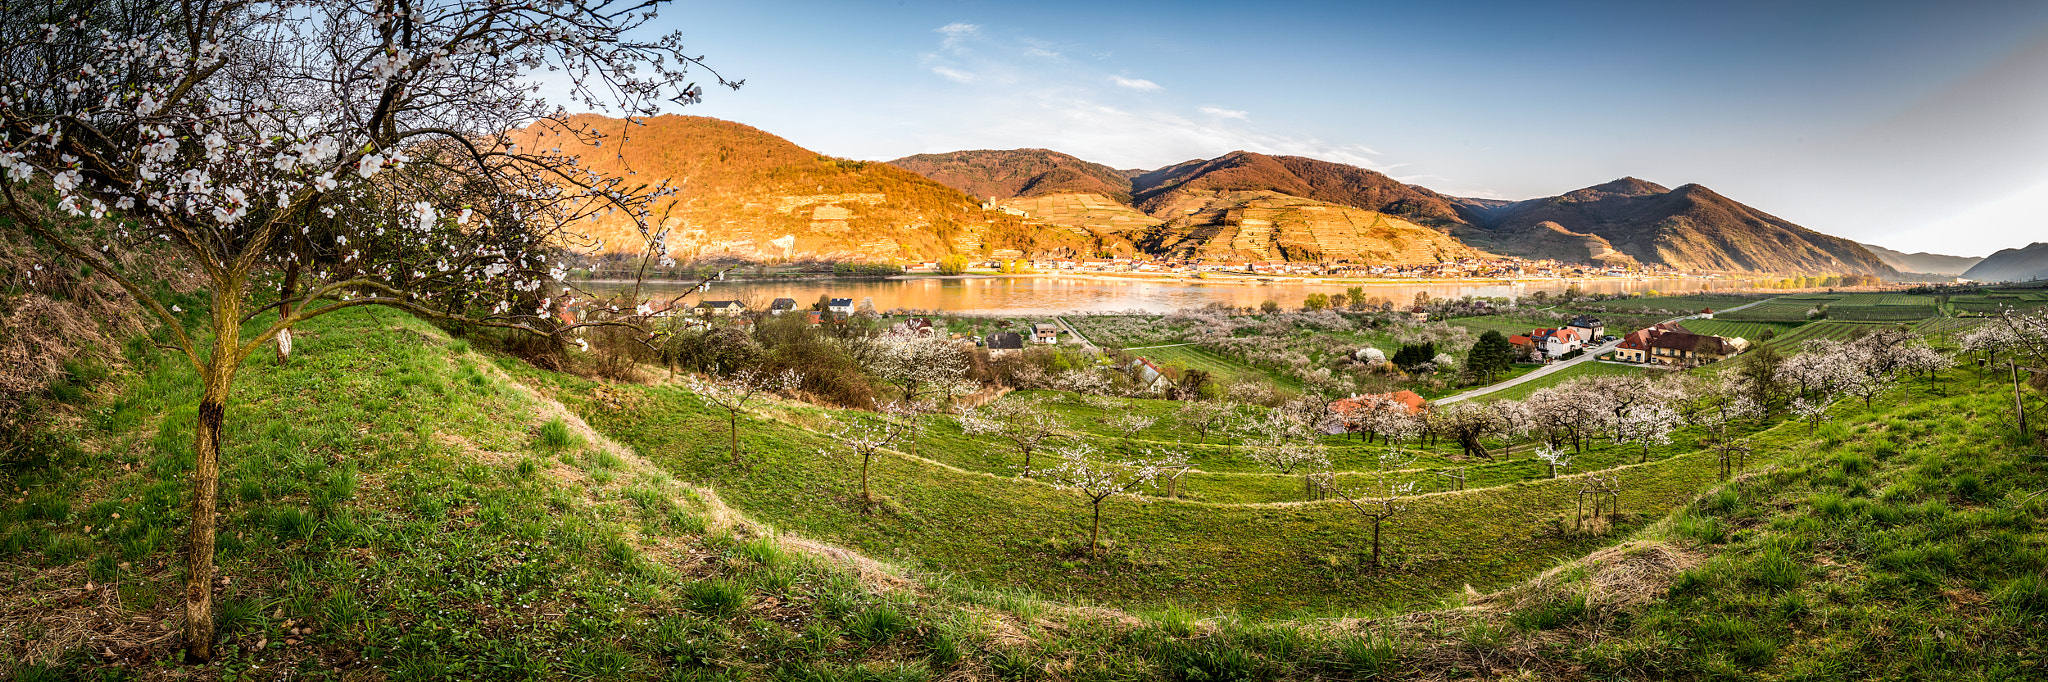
1053,315,1098,352
1431,296,1777,405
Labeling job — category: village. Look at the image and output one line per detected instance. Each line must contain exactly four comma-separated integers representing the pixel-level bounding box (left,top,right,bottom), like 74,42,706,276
896,254,1681,280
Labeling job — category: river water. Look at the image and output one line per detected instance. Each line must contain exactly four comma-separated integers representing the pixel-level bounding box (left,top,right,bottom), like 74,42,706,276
579,275,1759,315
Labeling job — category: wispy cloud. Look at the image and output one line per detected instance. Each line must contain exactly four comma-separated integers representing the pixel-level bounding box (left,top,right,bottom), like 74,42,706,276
1021,38,1061,59
1199,106,1249,120
930,66,976,84
1109,75,1163,91
936,22,980,52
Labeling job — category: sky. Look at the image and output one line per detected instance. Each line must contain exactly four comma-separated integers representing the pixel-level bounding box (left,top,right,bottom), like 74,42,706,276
628,0,2048,257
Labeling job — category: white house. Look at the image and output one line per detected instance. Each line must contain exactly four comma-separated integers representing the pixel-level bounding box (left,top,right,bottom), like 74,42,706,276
1530,327,1585,358
828,298,854,316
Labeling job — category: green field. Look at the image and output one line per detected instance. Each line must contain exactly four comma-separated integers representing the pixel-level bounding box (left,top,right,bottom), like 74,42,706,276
1469,361,1652,402
1571,293,1760,314
1759,320,1897,349
1132,343,1294,387
10,300,2048,680
1674,319,1804,342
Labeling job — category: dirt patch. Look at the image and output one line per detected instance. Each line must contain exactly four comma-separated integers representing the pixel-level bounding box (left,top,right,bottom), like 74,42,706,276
1476,540,1704,614
0,564,179,669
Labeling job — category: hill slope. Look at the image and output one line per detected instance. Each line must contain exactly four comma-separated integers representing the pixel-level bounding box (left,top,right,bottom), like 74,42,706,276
1131,151,1471,229
1860,242,1983,275
886,149,1136,203
1961,241,2048,282
1462,178,1899,275
1137,190,1480,263
507,116,1104,261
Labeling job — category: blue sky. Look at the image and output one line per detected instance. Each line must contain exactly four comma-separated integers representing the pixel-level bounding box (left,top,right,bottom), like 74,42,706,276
643,0,2048,257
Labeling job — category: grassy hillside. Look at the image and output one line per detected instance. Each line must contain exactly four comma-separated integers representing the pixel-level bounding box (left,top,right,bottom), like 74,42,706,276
6,305,2046,680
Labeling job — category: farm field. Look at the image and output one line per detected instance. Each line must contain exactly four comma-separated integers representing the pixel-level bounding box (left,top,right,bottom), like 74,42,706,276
1470,361,1651,402
1130,343,1293,388
1570,293,1759,314
1758,320,1896,349
1717,302,1818,322
1674,319,1803,342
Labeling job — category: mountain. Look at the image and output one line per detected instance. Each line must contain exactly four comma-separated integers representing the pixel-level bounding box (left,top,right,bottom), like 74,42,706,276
1129,151,1471,229
1859,243,1984,275
886,150,1160,252
1961,242,2048,282
1137,190,1480,263
887,149,1137,202
1456,179,1898,276
506,116,1111,261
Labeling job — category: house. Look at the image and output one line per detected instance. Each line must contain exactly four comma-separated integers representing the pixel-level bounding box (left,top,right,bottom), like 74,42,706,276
889,317,937,337
1529,327,1585,358
695,300,748,317
828,298,854,315
985,331,1025,354
1508,334,1536,359
805,311,824,325
1613,322,1748,366
1124,357,1172,393
1408,306,1430,322
768,298,798,315
1032,322,1061,344
1324,390,1428,434
1566,315,1604,341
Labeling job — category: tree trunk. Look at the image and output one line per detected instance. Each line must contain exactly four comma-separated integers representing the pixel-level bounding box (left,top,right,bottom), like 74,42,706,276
1370,517,1383,570
728,412,741,465
861,453,874,509
1090,501,1103,557
184,291,244,662
275,260,297,366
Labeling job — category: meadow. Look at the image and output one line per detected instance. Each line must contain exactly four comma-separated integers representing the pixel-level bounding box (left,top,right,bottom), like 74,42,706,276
5,300,2046,680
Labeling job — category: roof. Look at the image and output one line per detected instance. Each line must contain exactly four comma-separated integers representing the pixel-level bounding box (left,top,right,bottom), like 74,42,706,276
1508,335,1533,346
1329,390,1427,416
829,298,854,306
1569,315,1602,327
986,331,1024,349
769,298,797,309
696,300,745,309
1032,323,1059,332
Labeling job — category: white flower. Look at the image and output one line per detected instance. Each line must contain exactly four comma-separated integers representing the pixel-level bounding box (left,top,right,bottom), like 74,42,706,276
312,173,337,191
356,153,383,178
52,169,80,192
171,305,183,313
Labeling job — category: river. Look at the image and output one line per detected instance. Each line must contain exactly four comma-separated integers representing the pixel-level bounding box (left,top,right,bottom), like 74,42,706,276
578,275,1760,315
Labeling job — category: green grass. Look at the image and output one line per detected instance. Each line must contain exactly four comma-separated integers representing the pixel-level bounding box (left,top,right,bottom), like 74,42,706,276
1469,361,1652,402
7,297,2047,680
1132,344,1293,387
1677,319,1805,343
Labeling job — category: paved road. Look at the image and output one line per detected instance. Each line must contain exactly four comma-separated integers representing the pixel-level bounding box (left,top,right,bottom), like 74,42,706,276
1053,315,1099,352
1433,338,1623,405
1431,296,1780,405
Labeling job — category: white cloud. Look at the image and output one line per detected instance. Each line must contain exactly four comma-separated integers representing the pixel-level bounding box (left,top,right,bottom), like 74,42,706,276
1199,106,1248,120
1022,38,1061,59
936,23,980,52
1109,75,1163,91
930,66,976,84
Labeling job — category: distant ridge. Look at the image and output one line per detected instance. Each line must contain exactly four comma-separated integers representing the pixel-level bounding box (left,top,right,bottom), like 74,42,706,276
1859,242,1983,275
888,149,1136,203
1457,179,1899,276
1961,242,2048,282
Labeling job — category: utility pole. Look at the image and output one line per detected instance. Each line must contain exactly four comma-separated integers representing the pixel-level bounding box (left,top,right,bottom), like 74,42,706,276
2010,362,2045,437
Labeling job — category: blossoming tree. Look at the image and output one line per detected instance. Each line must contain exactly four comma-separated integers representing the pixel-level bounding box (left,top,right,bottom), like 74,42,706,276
0,0,731,660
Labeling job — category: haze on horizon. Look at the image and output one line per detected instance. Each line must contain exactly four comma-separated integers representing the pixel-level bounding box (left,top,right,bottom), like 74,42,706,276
641,0,2048,258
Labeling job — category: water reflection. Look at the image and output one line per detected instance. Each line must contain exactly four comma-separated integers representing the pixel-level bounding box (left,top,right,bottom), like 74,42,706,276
583,275,1756,315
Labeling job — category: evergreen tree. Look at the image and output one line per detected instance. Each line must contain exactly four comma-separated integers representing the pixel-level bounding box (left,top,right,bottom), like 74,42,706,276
1392,342,1437,370
1467,331,1515,381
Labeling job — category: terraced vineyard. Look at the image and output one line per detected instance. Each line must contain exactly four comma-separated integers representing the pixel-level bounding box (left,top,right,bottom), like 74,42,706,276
1717,302,1816,322
1674,319,1803,342
1758,320,1893,348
